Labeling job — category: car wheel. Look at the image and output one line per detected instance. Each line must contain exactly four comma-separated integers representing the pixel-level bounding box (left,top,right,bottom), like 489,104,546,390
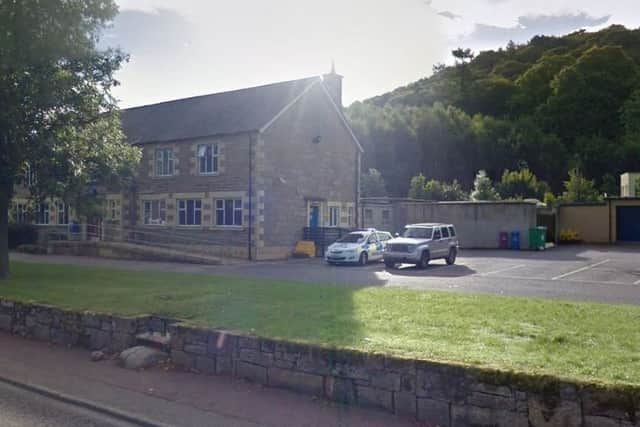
446,248,457,265
359,252,368,266
418,251,430,269
384,260,396,269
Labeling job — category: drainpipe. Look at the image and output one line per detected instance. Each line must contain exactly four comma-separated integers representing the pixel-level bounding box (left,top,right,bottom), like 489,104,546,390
248,133,254,261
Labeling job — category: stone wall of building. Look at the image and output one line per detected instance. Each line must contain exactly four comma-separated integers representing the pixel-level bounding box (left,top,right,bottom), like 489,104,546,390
1,298,637,426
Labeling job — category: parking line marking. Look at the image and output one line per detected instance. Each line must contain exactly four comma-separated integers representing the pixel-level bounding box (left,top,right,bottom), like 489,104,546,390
551,259,610,281
481,264,525,276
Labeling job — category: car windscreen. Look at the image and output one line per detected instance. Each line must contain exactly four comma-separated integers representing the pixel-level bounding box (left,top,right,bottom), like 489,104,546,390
402,227,433,239
337,233,366,243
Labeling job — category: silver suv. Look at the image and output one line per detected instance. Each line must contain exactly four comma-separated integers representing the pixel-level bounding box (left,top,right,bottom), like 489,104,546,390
383,223,458,269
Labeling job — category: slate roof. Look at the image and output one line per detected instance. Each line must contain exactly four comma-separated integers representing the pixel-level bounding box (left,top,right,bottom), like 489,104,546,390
121,76,321,144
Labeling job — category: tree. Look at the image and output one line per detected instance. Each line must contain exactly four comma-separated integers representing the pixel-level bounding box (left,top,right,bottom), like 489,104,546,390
471,170,500,201
408,174,467,201
559,169,601,203
0,1,141,278
498,168,549,200
361,168,388,197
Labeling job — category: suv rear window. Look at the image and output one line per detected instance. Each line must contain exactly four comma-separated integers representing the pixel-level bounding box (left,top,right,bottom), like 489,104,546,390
448,226,456,237
442,227,450,238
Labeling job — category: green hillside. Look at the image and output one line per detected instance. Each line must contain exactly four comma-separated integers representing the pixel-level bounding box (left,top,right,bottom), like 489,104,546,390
347,25,640,197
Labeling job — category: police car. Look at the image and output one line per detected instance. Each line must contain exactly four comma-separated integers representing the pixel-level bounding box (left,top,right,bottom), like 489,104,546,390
325,229,393,265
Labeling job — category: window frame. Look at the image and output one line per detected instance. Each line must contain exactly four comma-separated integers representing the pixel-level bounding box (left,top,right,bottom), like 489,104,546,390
441,226,450,238
15,203,27,224
56,201,69,225
35,203,49,225
154,148,174,176
178,199,202,226
143,200,167,225
197,143,219,175
347,207,354,226
381,209,391,224
328,206,340,227
433,228,442,240
215,199,243,227
110,200,117,221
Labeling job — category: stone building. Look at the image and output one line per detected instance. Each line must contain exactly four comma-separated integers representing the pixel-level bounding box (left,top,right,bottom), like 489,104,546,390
10,71,362,260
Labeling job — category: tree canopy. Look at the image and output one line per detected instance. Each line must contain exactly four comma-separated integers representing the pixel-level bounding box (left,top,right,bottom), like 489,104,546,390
0,0,140,278
348,25,640,199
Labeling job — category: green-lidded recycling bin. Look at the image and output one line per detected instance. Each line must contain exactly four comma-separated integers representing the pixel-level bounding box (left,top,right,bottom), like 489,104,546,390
529,227,547,250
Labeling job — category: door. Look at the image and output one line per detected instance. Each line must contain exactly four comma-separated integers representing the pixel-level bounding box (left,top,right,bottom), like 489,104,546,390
367,233,382,260
617,206,640,242
309,206,320,228
432,227,445,256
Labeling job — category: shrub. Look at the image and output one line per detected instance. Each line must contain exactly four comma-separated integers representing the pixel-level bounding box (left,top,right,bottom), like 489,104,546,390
16,244,48,255
8,224,38,249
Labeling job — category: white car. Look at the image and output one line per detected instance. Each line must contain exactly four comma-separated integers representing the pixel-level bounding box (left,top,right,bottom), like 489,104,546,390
325,229,392,265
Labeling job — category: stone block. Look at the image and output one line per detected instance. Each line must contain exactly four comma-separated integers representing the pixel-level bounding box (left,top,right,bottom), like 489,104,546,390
236,361,267,384
25,315,37,328
184,344,207,356
584,416,622,427
110,333,136,352
295,356,332,376
268,367,324,395
82,313,101,329
274,358,296,369
468,391,516,411
89,329,111,350
0,314,12,332
394,392,417,417
32,324,51,341
356,385,393,412
581,387,631,421
171,350,195,369
325,377,356,404
207,331,237,356
216,356,234,375
528,396,581,427
238,336,260,350
112,317,137,334
370,371,401,391
417,398,450,427
451,405,528,427
239,348,273,367
35,309,52,325
183,327,208,345
260,339,276,353
195,356,216,375
416,366,467,401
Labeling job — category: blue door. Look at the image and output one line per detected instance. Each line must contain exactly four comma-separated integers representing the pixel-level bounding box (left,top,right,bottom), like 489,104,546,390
617,206,640,242
309,206,319,228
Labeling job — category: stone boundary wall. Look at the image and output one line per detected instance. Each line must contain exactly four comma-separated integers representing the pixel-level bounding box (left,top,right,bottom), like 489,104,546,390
1,298,637,427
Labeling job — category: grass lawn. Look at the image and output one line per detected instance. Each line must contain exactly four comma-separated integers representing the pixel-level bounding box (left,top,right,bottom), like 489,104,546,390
2,260,640,387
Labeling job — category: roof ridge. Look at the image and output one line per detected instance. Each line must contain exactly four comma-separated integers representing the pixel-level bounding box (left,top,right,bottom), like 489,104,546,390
121,75,322,111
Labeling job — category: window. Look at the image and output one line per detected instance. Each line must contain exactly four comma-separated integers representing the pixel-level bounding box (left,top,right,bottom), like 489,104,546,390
381,210,390,224
364,209,373,222
144,200,166,225
328,206,339,227
377,232,391,242
434,228,442,240
56,202,69,225
198,144,218,174
347,207,354,226
441,226,450,238
23,164,35,186
448,226,456,237
155,148,174,176
15,203,27,224
215,199,242,226
110,200,117,220
367,233,378,244
178,199,202,226
36,203,49,225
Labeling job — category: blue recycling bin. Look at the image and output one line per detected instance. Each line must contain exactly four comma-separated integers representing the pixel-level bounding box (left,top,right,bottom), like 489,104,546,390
510,231,520,250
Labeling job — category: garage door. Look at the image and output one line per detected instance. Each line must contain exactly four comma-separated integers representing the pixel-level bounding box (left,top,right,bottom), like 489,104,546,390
616,206,640,242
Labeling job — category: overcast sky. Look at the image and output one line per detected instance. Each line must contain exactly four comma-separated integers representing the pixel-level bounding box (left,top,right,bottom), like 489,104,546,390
106,0,640,108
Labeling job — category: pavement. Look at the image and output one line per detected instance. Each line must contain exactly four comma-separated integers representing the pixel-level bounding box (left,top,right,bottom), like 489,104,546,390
11,245,640,304
0,332,417,427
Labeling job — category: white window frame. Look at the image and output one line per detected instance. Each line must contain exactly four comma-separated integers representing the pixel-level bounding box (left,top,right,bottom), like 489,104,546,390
36,203,49,225
215,199,243,226
15,203,27,224
198,144,219,175
178,199,202,226
381,209,391,225
347,207,354,226
110,200,117,220
155,148,174,176
328,206,340,227
56,201,69,225
143,200,166,225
